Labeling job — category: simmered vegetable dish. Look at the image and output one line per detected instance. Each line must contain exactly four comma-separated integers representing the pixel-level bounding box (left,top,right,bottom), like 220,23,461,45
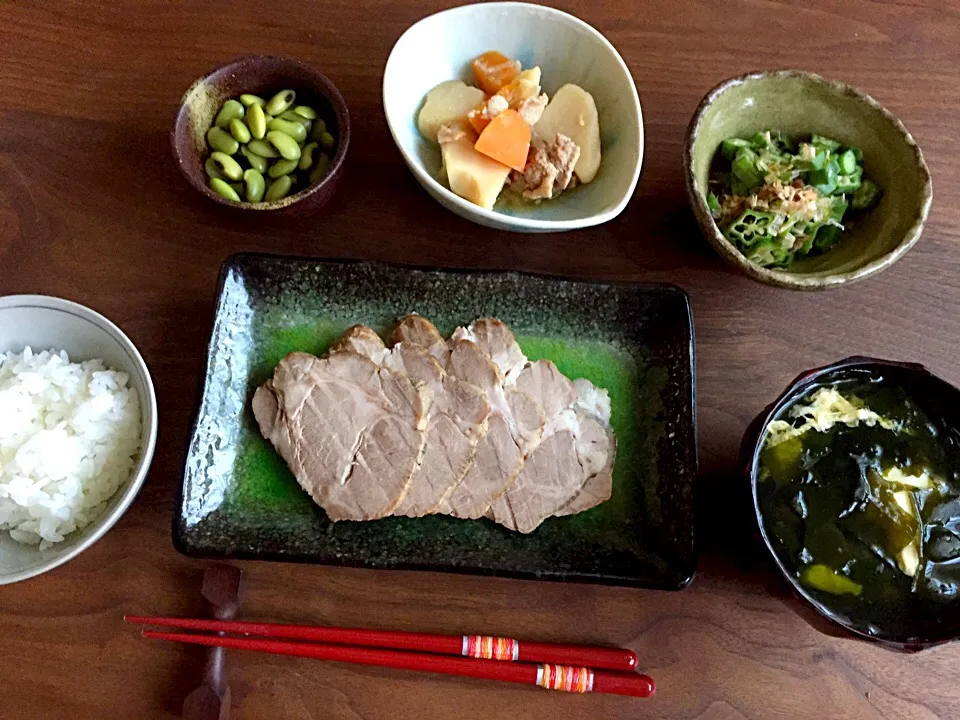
708,132,882,269
417,51,602,209
757,376,960,639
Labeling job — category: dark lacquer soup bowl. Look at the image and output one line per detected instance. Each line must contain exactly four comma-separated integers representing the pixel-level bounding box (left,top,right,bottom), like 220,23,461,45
742,357,960,651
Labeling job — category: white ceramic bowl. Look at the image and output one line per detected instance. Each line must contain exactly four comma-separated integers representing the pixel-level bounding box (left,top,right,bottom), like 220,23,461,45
0,295,158,585
383,2,643,232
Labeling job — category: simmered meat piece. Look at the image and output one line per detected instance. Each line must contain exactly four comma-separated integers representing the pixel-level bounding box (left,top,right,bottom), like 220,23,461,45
252,351,430,521
342,325,491,518
508,133,581,201
517,94,548,126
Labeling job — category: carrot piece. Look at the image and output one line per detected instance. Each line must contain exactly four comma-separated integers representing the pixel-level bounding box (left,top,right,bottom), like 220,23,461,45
467,104,491,135
473,109,531,172
471,51,520,95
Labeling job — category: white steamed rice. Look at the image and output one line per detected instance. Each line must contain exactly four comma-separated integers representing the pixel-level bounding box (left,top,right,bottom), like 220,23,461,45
0,348,141,549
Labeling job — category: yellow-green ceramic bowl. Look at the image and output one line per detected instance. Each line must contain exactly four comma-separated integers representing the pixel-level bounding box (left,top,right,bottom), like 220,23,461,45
684,71,932,290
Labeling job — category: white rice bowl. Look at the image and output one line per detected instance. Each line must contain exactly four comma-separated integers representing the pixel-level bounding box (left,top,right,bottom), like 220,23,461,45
0,348,142,549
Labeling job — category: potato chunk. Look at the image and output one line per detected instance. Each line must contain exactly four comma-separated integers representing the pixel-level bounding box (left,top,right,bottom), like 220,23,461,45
418,81,486,143
534,84,602,183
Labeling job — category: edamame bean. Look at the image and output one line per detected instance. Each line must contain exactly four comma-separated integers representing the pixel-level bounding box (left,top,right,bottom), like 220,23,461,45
279,110,312,131
244,168,266,202
319,131,336,150
309,153,332,184
268,158,299,178
267,118,307,143
229,118,251,144
266,130,301,161
247,139,279,158
310,119,327,141
214,99,245,128
207,90,337,203
240,145,268,173
265,175,292,201
265,89,296,115
299,142,319,171
210,177,241,202
293,105,317,120
205,157,225,180
207,126,239,155
246,103,267,140
210,151,243,181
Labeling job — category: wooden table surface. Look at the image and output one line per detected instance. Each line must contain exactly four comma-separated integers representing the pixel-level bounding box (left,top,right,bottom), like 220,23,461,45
2,1,959,718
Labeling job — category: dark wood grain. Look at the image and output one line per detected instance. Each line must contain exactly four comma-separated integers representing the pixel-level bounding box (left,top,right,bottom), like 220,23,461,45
1,1,959,718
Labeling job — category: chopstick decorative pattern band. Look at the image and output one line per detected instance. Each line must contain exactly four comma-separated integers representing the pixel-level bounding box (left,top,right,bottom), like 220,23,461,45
462,635,519,661
536,665,594,693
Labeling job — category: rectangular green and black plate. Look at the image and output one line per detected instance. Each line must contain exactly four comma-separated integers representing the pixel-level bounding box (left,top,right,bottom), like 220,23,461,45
176,253,697,589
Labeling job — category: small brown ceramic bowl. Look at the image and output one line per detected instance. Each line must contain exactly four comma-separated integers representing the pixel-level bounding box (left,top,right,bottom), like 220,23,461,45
741,357,960,651
172,55,350,214
684,70,932,290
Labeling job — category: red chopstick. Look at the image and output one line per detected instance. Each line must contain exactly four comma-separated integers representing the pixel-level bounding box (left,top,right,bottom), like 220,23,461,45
124,616,637,671
142,630,655,698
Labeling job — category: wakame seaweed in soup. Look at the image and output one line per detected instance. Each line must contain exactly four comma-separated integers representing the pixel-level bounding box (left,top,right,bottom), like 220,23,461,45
757,374,960,639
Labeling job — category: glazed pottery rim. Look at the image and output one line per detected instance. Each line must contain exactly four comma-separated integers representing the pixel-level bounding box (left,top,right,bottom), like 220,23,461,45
747,355,956,650
683,69,934,290
172,54,351,212
382,1,644,231
174,251,698,590
0,294,159,585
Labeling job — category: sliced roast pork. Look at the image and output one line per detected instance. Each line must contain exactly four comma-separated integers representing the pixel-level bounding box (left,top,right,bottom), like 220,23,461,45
390,315,448,363
391,316,546,518
253,315,617,532
486,359,582,533
482,354,617,533
434,339,543,519
554,379,616,516
452,318,527,383
331,324,390,360
252,351,430,521
336,325,491,517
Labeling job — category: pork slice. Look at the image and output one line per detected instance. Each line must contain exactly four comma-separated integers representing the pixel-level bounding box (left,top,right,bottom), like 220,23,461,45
487,430,583,533
435,338,541,519
389,315,448,363
451,318,527,383
446,337,500,389
438,414,524,519
488,364,616,532
514,359,576,418
384,344,490,517
339,326,491,517
447,333,543,452
252,351,430,521
554,413,615,516
331,324,389,361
